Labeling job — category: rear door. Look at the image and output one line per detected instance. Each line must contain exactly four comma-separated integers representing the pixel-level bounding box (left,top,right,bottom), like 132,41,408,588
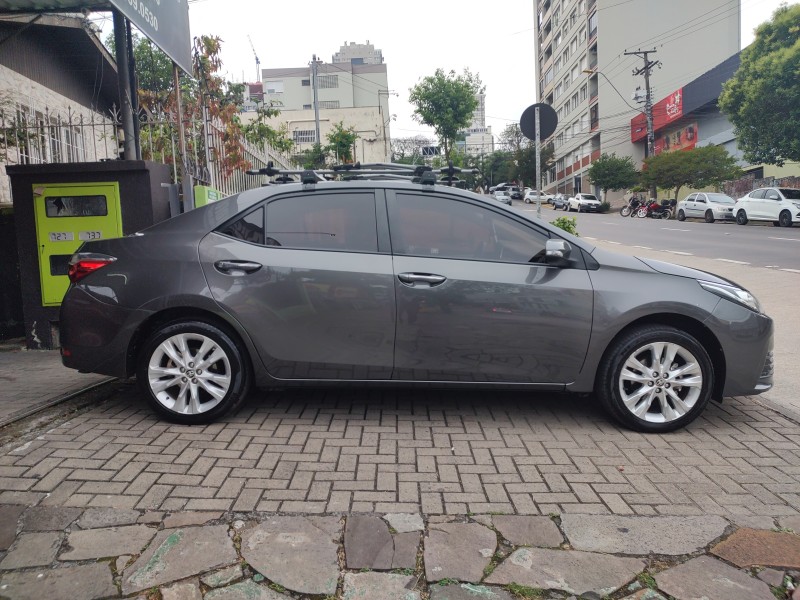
386,191,594,384
199,190,396,380
683,193,697,217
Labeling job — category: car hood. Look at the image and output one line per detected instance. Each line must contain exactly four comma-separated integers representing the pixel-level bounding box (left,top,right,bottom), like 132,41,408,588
636,257,731,285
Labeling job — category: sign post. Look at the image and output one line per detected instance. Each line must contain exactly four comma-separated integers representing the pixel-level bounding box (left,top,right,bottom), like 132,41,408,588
520,103,558,219
535,106,542,218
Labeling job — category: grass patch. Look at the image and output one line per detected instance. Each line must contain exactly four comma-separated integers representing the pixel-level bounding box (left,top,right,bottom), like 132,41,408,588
505,582,545,598
638,572,658,589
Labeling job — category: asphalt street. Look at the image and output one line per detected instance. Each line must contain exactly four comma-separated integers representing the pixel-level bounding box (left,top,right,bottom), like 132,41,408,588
518,203,800,271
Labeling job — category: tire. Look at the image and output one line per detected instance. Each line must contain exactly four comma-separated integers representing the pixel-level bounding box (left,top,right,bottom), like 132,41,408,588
736,209,748,225
677,209,686,221
620,206,632,217
596,325,714,432
663,208,672,220
524,198,531,204
636,207,648,218
137,320,250,424
704,210,715,224
772,221,781,227
779,210,793,227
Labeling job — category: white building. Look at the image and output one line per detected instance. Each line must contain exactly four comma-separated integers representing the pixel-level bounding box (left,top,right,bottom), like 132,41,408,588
458,93,494,157
256,44,393,162
534,0,740,200
332,41,384,65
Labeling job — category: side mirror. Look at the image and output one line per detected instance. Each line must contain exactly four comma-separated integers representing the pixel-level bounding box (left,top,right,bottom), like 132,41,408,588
545,239,572,267
768,195,780,200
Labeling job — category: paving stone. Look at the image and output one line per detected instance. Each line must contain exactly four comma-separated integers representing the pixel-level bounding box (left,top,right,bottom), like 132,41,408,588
728,515,776,530
0,505,24,550
429,583,515,599
161,579,202,600
60,524,157,560
561,514,728,555
122,525,237,594
201,564,244,588
204,580,291,599
0,562,116,600
424,522,496,583
711,528,800,569
346,515,394,569
384,513,425,533
655,555,774,600
343,572,420,600
240,516,340,595
757,567,785,587
78,507,141,528
21,506,82,531
0,531,61,569
485,548,644,597
779,516,800,532
116,554,132,573
493,515,563,547
393,532,420,569
163,511,222,528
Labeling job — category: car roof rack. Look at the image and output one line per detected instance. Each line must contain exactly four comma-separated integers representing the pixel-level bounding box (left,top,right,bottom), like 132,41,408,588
246,161,478,187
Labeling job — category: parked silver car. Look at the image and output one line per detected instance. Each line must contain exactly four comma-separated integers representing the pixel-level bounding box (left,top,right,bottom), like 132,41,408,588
676,193,736,223
61,168,774,433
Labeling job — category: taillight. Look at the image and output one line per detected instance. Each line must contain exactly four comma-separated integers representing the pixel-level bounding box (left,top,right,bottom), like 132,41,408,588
67,253,116,283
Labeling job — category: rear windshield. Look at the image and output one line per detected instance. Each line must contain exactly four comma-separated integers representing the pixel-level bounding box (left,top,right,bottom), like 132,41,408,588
706,193,735,204
779,188,800,200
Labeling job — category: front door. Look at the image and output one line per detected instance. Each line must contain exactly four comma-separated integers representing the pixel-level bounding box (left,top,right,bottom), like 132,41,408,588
386,191,594,384
200,191,396,380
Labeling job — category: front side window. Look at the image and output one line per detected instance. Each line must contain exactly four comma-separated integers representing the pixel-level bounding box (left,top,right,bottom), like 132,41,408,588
388,194,548,263
265,193,377,252
748,189,766,199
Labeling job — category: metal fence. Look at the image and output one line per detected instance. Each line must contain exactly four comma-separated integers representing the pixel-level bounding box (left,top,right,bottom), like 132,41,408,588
1,102,297,204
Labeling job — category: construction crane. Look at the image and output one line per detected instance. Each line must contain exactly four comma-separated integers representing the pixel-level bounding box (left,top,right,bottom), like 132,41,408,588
247,35,260,82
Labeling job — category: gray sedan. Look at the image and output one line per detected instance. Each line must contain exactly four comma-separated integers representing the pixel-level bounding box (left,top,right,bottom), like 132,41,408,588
60,179,774,433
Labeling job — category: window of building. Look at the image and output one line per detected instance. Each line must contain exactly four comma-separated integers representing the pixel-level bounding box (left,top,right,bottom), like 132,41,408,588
265,80,284,94
318,74,339,89
572,121,580,137
572,92,579,111
319,100,341,109
589,11,598,37
555,82,563,99
580,84,588,100
570,8,577,27
302,104,312,110
580,0,586,13
292,129,316,143
557,157,565,171
301,79,310,86
554,31,562,47
580,54,587,71
554,57,562,73
571,36,578,53
580,112,589,130
571,65,579,84
564,73,571,87
544,66,554,86
579,26,586,42
265,194,378,252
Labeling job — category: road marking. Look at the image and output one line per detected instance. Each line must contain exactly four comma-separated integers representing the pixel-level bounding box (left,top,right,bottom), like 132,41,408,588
604,240,621,245
769,237,800,242
764,265,781,269
602,222,617,226
633,245,652,250
715,258,750,265
665,250,693,255
779,268,800,274
662,228,691,232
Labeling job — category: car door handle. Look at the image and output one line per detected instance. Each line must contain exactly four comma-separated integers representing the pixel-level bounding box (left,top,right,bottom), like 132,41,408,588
397,272,447,286
214,260,263,274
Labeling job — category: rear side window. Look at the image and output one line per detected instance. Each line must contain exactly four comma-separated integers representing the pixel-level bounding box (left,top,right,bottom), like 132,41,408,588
219,207,265,244
265,193,378,252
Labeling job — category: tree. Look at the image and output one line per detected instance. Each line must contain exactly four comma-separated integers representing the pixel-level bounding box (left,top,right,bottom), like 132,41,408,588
718,3,800,165
326,121,358,164
513,143,555,188
298,143,327,169
499,123,527,153
391,136,434,164
408,68,483,162
240,100,294,155
640,145,742,199
688,145,743,188
586,153,640,199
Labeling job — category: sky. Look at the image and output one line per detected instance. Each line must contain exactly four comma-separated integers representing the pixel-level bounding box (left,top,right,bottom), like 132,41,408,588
97,0,790,142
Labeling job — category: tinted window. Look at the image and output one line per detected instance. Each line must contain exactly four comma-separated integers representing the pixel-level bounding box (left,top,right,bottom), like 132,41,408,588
388,194,548,263
265,193,377,252
779,188,800,200
581,194,598,201
749,189,766,199
696,194,706,203
219,207,265,244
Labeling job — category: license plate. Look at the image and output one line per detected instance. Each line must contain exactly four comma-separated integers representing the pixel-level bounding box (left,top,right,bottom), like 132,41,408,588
48,231,74,242
79,231,102,241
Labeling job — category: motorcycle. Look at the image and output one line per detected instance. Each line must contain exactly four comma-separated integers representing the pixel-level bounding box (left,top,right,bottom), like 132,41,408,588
636,199,673,219
620,196,644,217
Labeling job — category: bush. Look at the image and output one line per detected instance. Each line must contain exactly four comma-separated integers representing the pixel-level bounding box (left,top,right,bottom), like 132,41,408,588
550,216,579,236
599,201,611,213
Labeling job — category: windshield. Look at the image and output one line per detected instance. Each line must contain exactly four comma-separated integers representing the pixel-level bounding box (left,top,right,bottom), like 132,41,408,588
779,188,800,200
706,193,735,204
582,195,598,201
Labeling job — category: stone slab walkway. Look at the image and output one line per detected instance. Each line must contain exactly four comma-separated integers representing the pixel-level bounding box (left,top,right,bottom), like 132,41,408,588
0,507,798,599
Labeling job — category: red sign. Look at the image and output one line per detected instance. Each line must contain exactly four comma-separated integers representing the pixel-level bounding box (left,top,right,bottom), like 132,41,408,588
631,87,684,142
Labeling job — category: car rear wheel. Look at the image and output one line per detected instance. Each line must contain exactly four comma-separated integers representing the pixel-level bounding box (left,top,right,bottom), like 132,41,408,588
596,325,714,432
705,210,715,223
779,210,793,227
736,210,748,225
677,209,686,221
137,320,250,424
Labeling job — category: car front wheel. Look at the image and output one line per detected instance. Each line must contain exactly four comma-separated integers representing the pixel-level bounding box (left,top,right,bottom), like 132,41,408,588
705,210,715,223
137,320,250,424
779,210,793,227
736,210,748,225
596,325,714,432
677,209,686,221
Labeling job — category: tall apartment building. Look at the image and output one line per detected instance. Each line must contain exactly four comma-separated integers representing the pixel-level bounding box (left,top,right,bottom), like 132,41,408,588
459,93,494,157
252,42,392,162
534,0,740,199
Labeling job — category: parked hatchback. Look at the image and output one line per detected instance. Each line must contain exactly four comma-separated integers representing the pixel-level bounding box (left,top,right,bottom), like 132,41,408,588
676,192,736,223
734,187,800,227
60,169,774,433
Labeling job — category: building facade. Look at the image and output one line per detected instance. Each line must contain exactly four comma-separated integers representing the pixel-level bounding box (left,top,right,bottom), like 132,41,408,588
534,0,740,200
458,93,494,157
256,44,392,162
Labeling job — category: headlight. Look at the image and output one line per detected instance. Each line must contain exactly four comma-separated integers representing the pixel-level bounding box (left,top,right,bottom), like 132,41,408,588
792,202,800,210
699,280,762,313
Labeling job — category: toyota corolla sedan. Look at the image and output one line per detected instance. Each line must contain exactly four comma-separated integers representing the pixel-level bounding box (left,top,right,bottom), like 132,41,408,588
60,176,774,433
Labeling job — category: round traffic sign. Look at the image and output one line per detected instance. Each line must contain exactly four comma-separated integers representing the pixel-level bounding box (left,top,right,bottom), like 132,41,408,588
520,103,558,141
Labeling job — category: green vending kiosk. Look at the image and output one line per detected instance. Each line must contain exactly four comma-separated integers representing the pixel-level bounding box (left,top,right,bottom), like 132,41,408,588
32,182,123,306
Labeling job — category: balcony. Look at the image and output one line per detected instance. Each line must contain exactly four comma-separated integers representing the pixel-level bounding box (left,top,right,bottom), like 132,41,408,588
591,149,601,162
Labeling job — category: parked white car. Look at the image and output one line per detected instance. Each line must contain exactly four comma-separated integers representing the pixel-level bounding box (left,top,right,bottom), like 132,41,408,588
492,190,512,205
676,192,736,223
524,189,553,204
567,193,601,213
734,187,800,227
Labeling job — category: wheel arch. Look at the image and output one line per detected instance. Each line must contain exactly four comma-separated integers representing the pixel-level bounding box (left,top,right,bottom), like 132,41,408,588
595,313,726,401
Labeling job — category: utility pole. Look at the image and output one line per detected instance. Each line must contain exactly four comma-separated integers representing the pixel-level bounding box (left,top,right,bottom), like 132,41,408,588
624,49,660,158
311,55,322,147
